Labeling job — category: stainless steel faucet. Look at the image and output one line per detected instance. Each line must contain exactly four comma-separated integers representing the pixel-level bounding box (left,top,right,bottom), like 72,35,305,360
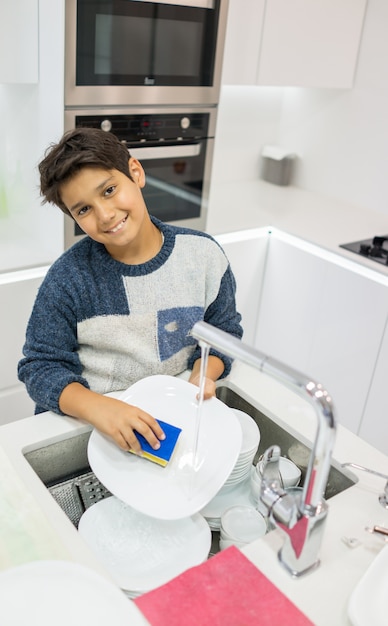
191,321,337,577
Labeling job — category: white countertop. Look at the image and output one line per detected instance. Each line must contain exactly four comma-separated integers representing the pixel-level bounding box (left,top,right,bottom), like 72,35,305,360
231,363,388,626
207,179,388,276
1,363,388,625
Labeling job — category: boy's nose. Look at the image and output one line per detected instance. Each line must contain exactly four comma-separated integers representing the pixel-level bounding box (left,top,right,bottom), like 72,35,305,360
95,202,115,223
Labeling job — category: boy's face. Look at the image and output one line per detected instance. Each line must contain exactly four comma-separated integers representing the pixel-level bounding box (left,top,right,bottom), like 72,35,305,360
60,158,150,254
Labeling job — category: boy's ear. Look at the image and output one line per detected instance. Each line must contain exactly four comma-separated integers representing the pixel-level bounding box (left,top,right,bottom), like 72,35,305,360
128,157,145,187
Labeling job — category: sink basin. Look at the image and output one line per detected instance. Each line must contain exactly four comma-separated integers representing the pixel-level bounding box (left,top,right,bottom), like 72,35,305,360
23,381,358,539
216,382,358,501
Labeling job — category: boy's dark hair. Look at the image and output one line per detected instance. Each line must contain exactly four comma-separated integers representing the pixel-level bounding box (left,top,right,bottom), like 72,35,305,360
39,127,133,216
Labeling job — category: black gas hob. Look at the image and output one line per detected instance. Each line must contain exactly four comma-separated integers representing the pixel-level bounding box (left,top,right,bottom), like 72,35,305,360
340,235,388,266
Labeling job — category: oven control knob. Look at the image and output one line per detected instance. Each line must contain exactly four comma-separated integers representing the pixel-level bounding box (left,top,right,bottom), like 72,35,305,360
180,116,190,130
100,119,112,132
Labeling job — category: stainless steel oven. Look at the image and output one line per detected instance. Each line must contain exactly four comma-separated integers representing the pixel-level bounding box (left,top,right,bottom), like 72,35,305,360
65,0,228,107
64,106,217,249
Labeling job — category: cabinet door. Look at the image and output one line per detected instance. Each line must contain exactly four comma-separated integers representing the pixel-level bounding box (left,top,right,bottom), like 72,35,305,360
359,317,388,456
0,0,38,83
222,0,367,88
258,0,367,88
221,0,266,85
216,230,269,345
254,235,388,434
0,271,46,424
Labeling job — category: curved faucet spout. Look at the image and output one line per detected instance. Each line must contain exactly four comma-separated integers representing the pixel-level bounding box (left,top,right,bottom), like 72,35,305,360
190,321,337,576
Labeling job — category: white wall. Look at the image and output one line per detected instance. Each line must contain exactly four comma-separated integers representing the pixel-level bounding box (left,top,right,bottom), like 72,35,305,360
0,0,65,273
278,0,388,216
211,0,388,221
211,85,284,184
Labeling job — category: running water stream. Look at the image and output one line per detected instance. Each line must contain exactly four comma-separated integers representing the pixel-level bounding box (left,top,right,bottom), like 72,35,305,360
188,343,210,499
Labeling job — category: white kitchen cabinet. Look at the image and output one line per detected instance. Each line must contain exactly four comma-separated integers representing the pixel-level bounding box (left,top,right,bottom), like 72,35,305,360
0,0,39,83
216,228,269,345
221,0,266,85
0,268,47,425
358,316,388,455
222,0,367,88
254,232,388,435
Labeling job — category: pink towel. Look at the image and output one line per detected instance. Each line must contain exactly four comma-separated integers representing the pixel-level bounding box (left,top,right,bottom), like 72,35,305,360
134,546,314,626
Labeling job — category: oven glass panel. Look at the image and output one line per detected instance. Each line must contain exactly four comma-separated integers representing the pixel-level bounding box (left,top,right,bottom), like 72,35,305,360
141,150,205,222
76,0,219,87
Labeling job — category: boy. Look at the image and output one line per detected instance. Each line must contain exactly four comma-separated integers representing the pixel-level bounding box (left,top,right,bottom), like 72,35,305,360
18,128,243,453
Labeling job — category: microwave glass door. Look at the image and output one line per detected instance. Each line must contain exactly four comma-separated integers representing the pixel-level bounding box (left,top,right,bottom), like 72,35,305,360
76,0,220,88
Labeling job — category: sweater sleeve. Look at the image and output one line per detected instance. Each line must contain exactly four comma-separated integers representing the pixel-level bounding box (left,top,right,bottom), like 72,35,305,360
18,270,90,414
187,259,243,377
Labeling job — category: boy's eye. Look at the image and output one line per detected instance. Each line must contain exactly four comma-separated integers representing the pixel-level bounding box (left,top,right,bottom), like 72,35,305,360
104,185,116,196
78,206,90,216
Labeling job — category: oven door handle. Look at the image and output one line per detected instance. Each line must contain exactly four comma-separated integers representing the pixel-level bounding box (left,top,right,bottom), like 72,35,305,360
133,0,214,8
129,143,201,161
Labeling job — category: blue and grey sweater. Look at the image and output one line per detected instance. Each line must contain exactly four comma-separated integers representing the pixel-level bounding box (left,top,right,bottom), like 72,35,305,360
18,217,243,415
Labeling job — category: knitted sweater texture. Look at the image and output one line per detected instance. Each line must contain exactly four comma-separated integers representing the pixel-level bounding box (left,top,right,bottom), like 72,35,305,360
18,218,243,414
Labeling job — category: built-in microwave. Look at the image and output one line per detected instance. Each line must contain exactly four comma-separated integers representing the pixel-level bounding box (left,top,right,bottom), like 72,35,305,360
65,0,229,108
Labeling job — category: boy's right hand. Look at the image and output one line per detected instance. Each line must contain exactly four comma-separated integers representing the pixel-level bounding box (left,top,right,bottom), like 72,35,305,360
93,397,166,452
59,383,165,452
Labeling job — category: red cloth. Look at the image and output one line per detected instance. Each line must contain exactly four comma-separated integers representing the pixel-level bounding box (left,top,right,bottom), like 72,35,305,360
134,546,314,626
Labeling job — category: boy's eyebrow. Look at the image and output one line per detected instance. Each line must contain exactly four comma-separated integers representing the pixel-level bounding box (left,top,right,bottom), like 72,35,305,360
68,175,115,213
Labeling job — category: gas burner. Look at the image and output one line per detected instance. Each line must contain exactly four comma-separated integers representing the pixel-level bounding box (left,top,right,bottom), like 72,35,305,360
340,236,388,266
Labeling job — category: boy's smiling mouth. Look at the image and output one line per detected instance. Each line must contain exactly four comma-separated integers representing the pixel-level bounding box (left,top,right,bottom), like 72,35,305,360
106,215,128,234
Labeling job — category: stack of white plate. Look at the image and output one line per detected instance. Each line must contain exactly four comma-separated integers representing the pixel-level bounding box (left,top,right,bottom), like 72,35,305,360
223,409,260,488
78,496,212,598
200,409,260,530
200,473,254,531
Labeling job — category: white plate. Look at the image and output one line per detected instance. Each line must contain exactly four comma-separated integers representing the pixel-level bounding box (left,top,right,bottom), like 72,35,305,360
222,409,259,488
200,472,254,521
224,467,252,487
232,409,261,454
78,496,211,592
206,517,221,530
220,505,267,542
348,544,388,626
88,375,242,520
224,467,254,482
0,560,149,626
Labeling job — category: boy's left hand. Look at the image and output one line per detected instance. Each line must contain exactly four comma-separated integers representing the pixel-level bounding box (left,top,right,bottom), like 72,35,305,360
189,355,225,400
189,373,217,400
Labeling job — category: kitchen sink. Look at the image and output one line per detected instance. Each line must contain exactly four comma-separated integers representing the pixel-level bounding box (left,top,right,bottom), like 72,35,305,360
215,383,358,500
23,382,358,554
